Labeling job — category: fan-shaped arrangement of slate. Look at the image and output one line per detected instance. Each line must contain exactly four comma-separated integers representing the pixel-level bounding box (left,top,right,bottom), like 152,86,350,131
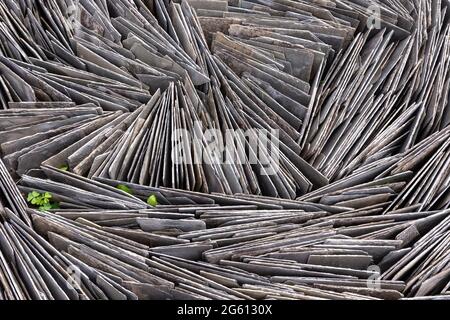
1,0,450,300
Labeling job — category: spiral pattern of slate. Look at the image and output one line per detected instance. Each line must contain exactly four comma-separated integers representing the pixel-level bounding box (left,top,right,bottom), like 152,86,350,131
1,0,450,300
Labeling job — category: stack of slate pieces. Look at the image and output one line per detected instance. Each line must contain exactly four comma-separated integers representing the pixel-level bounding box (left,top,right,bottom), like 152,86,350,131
0,0,332,198
1,0,450,300
3,173,450,300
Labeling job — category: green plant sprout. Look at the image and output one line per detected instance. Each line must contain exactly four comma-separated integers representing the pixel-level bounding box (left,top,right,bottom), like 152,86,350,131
147,194,158,207
116,184,133,194
59,164,69,171
27,191,60,211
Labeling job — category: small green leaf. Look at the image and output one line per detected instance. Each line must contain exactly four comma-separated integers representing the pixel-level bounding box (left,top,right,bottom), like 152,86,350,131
147,194,158,207
59,165,69,171
38,203,52,211
26,191,57,210
27,191,40,202
116,184,132,194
